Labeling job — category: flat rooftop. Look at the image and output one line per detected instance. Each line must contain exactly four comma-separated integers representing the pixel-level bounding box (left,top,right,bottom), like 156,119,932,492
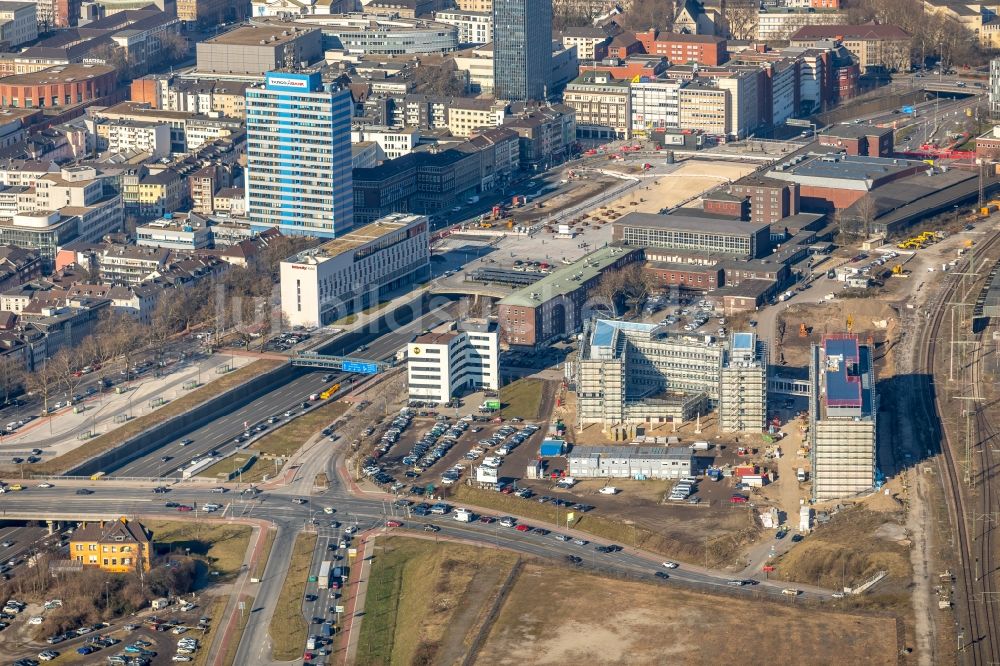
768,153,923,184
732,331,754,351
821,124,893,140
591,318,658,349
616,211,769,237
819,334,873,419
202,25,317,47
499,246,638,308
289,213,425,263
0,64,116,85
824,336,861,407
567,445,692,461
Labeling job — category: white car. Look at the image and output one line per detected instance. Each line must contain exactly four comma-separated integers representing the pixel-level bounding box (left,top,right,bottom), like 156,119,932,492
323,507,334,515
172,656,193,662
38,483,53,488
28,615,44,625
662,561,678,569
38,651,58,662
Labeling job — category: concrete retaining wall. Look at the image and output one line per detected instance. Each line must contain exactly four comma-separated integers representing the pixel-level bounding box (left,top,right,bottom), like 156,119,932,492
65,363,302,477
64,291,446,477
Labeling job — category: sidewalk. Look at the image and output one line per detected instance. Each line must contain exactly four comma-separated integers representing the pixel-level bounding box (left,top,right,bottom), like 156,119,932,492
338,529,374,665
173,516,275,666
0,353,253,456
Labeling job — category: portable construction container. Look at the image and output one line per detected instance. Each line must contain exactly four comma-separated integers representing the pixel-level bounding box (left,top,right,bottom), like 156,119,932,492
539,438,567,457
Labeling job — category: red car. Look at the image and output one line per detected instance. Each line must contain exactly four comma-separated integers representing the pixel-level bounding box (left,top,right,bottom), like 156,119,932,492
177,505,193,512
514,524,531,532
386,520,403,527
478,515,495,524
729,495,748,504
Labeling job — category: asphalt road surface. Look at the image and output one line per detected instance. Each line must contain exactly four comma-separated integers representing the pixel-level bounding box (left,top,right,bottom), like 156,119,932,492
106,301,456,479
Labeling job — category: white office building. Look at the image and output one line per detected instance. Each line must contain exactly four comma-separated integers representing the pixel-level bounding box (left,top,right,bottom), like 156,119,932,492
568,446,694,480
630,79,680,136
435,10,492,45
407,319,499,403
349,125,421,160
279,213,430,327
246,70,353,238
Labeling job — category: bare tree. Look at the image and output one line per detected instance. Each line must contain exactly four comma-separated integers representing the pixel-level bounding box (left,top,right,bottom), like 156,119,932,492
158,31,188,65
725,0,759,41
590,269,626,316
855,194,878,238
25,359,60,415
617,0,675,32
619,263,656,315
49,348,87,399
96,313,146,379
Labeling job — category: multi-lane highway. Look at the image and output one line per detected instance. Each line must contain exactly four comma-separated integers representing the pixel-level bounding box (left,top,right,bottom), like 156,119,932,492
0,478,831,603
0,437,833,666
106,300,457,479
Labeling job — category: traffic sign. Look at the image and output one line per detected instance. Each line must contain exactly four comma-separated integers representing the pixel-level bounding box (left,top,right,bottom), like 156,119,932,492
343,360,379,375
902,105,914,114
335,605,345,613
785,118,813,127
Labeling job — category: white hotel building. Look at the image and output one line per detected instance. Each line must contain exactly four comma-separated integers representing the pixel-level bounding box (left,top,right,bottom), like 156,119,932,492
407,320,499,403
279,213,430,328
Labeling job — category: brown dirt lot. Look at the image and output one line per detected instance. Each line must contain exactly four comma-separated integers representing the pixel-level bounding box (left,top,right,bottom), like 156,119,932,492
776,300,899,371
447,483,759,569
474,564,900,666
772,505,912,595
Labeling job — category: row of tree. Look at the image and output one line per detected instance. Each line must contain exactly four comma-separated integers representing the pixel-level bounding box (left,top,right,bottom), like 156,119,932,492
7,234,320,407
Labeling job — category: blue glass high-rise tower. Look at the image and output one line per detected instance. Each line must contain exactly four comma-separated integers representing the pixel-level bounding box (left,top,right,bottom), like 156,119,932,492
246,71,353,238
492,0,552,102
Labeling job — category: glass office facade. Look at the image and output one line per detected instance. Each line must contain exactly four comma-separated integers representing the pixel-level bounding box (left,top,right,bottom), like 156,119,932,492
492,0,552,101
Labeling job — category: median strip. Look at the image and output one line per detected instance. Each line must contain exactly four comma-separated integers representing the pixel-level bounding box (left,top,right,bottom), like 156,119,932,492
268,531,318,660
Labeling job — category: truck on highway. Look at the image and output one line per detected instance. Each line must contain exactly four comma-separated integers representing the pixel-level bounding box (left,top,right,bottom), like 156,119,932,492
318,561,332,589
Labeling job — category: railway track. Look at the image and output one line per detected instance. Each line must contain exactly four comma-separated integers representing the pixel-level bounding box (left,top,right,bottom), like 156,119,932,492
918,229,1000,663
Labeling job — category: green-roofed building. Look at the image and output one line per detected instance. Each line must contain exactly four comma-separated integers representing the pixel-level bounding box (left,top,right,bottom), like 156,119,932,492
498,245,641,348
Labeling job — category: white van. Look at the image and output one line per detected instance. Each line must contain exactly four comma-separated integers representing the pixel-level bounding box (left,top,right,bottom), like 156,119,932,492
454,508,473,522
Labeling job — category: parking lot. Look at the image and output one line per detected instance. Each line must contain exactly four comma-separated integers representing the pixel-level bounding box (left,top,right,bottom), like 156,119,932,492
364,410,545,495
639,295,731,336
2,594,212,666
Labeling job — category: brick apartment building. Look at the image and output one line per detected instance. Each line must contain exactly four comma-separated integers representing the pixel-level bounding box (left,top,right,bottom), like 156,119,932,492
634,30,727,66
